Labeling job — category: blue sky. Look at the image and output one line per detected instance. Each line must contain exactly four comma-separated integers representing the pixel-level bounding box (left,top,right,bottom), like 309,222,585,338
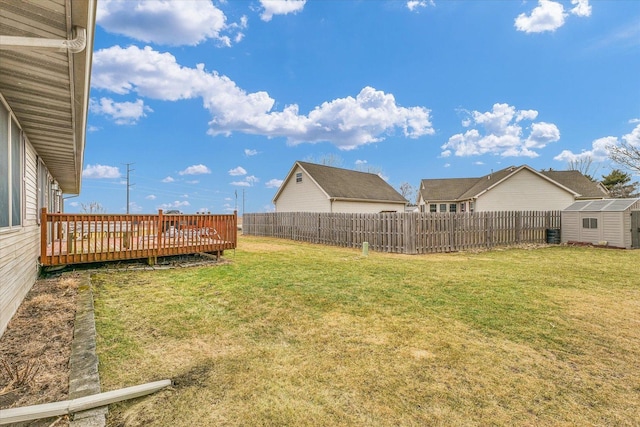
71,0,640,214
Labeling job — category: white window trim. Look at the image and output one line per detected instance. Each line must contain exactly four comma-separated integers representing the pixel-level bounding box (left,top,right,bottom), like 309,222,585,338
0,95,24,231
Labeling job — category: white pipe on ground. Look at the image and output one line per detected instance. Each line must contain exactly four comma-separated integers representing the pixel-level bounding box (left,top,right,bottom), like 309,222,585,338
0,379,171,425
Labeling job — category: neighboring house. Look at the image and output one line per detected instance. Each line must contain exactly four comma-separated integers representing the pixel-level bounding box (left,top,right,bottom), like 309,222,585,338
0,0,96,337
417,165,609,213
273,161,407,213
561,198,640,249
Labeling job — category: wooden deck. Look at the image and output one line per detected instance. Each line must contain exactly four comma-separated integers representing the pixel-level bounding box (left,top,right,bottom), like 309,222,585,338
40,209,237,266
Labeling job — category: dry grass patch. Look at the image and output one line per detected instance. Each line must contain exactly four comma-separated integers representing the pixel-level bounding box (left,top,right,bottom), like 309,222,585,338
93,236,640,426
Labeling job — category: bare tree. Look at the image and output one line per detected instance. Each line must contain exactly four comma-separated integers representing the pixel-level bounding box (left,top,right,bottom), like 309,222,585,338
609,140,640,175
80,202,106,214
397,182,416,203
567,156,599,181
303,153,344,168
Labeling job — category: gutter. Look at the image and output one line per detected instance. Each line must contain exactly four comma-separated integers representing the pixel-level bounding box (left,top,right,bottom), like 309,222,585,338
0,27,87,53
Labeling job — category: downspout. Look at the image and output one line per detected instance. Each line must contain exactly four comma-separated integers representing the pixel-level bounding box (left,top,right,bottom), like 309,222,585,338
0,27,87,53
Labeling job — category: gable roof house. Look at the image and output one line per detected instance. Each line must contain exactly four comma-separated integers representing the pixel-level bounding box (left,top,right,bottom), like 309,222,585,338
0,0,96,337
273,161,408,213
417,165,609,214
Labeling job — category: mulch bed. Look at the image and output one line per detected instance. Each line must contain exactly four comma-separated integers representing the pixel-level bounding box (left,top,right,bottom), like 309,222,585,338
0,273,81,425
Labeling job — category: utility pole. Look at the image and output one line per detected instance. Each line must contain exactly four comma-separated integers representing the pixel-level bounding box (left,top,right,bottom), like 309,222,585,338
125,163,135,214
242,189,245,217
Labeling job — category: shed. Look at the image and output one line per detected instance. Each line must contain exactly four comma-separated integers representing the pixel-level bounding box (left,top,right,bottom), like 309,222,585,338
561,199,640,249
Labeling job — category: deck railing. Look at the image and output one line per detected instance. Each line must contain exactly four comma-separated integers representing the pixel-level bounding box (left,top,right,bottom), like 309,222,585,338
40,209,237,266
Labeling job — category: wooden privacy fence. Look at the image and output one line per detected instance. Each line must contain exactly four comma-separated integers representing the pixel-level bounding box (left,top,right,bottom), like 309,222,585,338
243,211,561,254
40,209,237,266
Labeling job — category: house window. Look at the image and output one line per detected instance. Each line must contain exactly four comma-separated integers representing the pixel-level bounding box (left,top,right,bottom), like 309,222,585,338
0,101,22,228
296,172,302,183
429,204,437,213
449,204,457,213
582,218,598,229
470,201,475,213
439,204,447,212
460,202,466,213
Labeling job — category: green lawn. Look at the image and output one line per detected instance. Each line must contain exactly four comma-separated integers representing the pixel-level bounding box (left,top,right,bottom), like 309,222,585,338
93,236,640,426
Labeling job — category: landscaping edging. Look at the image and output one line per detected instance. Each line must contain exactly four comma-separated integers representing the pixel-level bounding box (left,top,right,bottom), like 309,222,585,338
68,274,106,427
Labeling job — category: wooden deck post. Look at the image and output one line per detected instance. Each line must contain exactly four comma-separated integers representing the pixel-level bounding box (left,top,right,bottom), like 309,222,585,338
157,209,163,258
40,208,48,266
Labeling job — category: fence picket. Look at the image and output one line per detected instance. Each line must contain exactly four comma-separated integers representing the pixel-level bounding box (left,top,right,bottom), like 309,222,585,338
244,211,560,254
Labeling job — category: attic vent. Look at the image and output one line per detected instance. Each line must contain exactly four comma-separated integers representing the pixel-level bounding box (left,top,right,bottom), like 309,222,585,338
296,172,302,183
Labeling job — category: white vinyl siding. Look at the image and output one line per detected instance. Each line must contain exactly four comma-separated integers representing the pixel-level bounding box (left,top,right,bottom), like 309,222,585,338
332,200,405,213
476,168,575,212
275,166,331,212
0,128,41,337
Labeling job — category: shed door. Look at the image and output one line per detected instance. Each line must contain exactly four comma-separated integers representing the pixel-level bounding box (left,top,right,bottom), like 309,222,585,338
632,211,640,249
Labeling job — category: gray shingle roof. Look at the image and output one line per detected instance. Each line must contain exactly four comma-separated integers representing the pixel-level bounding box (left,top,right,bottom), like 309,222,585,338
539,170,609,198
297,162,407,202
419,165,609,202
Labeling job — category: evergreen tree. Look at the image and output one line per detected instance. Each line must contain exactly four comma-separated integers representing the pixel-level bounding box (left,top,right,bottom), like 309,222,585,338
601,169,639,198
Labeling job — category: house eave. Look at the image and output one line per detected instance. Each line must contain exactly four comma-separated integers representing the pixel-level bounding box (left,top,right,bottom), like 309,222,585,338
0,0,96,194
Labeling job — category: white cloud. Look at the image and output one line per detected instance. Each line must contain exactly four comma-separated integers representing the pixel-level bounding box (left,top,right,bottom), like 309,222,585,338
554,123,640,163
69,201,79,207
441,103,560,158
186,180,199,184
570,0,591,17
92,45,434,150
90,97,152,125
82,164,120,179
623,123,640,147
265,179,283,188
406,1,433,12
515,0,591,33
158,200,190,210
87,125,100,132
229,166,247,176
96,0,243,47
127,201,143,213
145,195,157,200
515,0,566,33
629,118,640,124
355,159,368,165
244,148,258,156
259,0,306,22
231,175,259,187
179,164,211,175
162,176,175,183
554,136,615,162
